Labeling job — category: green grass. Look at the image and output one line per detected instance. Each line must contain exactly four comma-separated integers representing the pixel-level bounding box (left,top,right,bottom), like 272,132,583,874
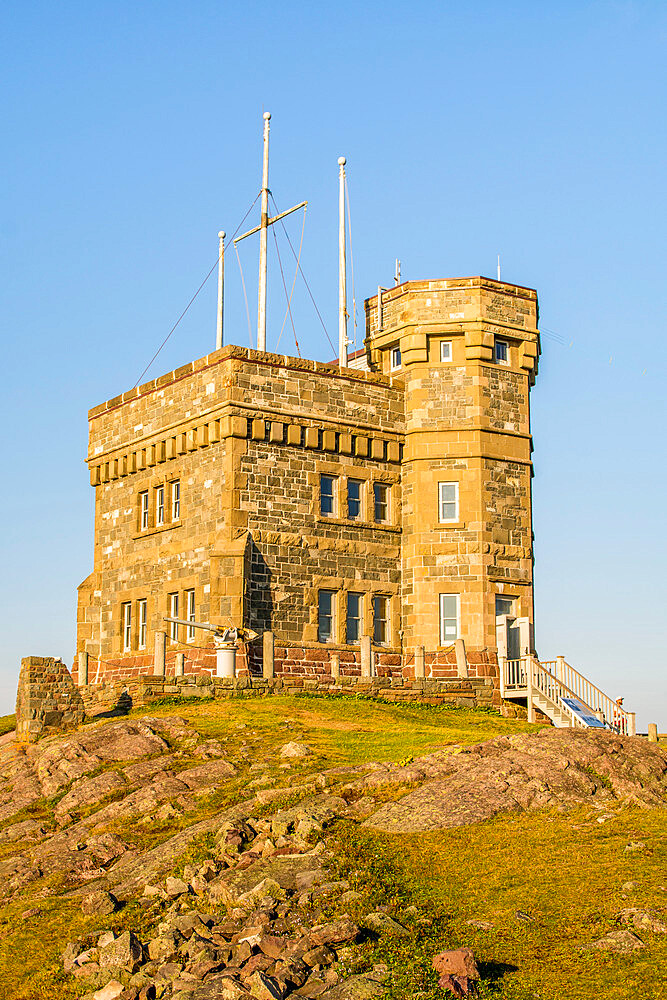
0,716,15,738
129,692,538,766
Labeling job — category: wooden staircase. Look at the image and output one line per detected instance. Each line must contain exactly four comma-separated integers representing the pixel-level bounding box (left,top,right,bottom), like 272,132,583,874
499,654,636,734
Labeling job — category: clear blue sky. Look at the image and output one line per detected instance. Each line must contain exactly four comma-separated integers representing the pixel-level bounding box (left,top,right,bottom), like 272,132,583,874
1,1,665,728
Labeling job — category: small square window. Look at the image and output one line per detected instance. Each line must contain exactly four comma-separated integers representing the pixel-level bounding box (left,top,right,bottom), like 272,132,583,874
495,595,515,618
390,346,401,370
495,339,509,364
374,483,389,522
318,590,335,643
440,341,452,362
438,482,459,522
320,475,336,517
346,592,362,643
439,594,459,644
171,480,180,521
347,479,362,520
156,486,165,527
373,595,389,645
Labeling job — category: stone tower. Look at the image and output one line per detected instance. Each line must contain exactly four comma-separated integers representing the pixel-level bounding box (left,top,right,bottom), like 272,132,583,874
364,277,540,656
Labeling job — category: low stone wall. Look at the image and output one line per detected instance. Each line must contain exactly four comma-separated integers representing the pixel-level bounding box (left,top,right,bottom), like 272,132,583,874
79,671,499,718
16,656,86,742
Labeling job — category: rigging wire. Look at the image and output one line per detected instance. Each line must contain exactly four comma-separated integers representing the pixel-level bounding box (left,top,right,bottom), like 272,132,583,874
269,193,337,358
275,204,307,354
272,223,302,357
132,192,261,387
344,176,358,354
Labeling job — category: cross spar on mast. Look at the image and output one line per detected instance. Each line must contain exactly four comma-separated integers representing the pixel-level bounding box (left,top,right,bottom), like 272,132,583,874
257,111,271,352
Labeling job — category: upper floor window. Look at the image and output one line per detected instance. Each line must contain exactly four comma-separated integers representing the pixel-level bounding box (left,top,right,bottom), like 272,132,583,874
318,590,335,643
320,474,336,517
138,598,147,649
439,593,459,644
185,589,196,641
346,592,362,644
347,479,362,520
169,593,179,642
374,482,389,523
438,482,459,523
390,346,401,370
495,339,509,364
122,602,132,652
171,480,180,521
155,486,165,527
140,491,149,530
373,595,389,645
440,340,452,362
495,595,515,618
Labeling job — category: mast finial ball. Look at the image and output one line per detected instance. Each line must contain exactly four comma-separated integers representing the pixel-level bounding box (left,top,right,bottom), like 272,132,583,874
338,156,346,166
218,231,225,239
263,111,271,120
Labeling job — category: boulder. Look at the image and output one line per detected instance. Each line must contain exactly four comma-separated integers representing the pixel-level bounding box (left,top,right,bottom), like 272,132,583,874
585,929,645,953
280,743,313,760
99,930,144,973
82,890,118,917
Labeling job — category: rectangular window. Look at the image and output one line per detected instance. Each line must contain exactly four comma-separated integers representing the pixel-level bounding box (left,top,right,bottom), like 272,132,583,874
373,595,389,645
318,590,335,643
390,346,401,370
438,482,459,522
138,598,147,649
374,482,389,522
320,474,336,517
495,595,515,618
439,594,460,644
122,602,132,652
347,479,362,520
346,592,362,643
171,480,180,521
140,491,149,530
156,485,165,527
169,593,179,642
440,340,452,362
495,339,509,364
186,589,196,641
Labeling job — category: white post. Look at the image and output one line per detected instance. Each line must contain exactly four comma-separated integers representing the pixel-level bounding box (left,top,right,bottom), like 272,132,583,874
627,711,636,737
361,635,372,679
174,652,185,678
216,231,225,351
263,630,274,680
257,111,271,353
414,646,425,680
338,156,348,368
153,631,166,677
78,650,89,686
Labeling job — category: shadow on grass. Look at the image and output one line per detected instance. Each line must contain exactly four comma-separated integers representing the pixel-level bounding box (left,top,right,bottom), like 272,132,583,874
479,959,520,987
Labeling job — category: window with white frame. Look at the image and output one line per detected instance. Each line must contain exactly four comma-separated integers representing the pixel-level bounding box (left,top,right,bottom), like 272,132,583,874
318,590,335,643
169,593,179,642
138,598,147,649
185,589,196,641
390,346,401,370
347,479,362,520
122,602,132,652
373,595,389,645
495,595,515,618
320,474,336,517
374,482,389,522
346,592,362,643
438,482,459,522
171,480,180,521
439,594,459,644
495,338,509,364
140,491,149,530
155,486,165,527
440,340,452,362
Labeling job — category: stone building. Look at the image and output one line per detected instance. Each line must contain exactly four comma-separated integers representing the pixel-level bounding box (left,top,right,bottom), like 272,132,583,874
75,276,540,686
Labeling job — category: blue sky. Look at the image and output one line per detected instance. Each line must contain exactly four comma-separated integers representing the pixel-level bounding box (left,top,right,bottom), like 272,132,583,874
1,1,665,728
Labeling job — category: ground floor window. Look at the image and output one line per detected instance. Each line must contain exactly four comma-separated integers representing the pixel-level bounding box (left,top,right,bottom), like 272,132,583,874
439,593,459,644
186,589,196,641
169,593,179,642
122,602,132,652
318,590,336,642
346,592,362,643
373,595,389,645
138,598,147,649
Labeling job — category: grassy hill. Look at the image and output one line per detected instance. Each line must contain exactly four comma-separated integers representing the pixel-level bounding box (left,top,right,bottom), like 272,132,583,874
0,695,664,1000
